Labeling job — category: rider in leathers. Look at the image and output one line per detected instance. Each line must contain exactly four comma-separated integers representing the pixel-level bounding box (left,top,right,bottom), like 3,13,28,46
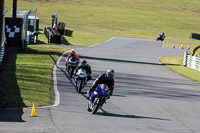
74,60,92,81
65,50,80,70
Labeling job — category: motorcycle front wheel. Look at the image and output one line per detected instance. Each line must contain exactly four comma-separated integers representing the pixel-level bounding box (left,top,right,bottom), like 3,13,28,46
92,97,101,114
77,80,83,93
87,101,92,112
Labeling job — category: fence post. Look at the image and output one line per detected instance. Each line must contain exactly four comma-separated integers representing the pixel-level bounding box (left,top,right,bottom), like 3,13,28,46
183,51,188,67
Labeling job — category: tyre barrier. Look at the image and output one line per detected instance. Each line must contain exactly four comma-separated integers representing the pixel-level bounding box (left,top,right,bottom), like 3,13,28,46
190,33,200,40
57,22,65,35
44,27,61,44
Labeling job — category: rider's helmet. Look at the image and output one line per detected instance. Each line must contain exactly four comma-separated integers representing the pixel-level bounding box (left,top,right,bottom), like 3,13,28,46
82,60,87,67
106,69,115,79
71,50,76,56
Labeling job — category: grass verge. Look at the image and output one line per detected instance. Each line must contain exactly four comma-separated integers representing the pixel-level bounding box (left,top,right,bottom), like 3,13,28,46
159,56,200,84
164,41,200,49
5,45,68,107
38,30,112,46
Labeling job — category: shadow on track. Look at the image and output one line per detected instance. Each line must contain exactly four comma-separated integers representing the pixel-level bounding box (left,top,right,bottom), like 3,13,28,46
98,109,170,121
79,55,178,66
0,108,25,122
113,72,200,101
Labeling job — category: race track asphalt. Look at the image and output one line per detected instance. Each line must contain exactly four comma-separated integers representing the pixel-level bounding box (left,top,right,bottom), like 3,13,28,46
1,37,200,133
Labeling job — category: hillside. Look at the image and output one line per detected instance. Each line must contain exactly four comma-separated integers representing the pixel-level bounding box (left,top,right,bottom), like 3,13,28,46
4,0,200,46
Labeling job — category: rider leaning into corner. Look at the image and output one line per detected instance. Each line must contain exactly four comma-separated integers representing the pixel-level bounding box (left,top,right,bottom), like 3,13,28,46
87,69,115,99
66,50,80,69
74,60,92,81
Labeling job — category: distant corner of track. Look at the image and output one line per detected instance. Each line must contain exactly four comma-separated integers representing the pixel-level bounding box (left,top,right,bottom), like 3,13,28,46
89,37,116,48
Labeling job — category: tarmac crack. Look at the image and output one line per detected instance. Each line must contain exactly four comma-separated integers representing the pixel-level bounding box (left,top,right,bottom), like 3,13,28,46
49,108,63,133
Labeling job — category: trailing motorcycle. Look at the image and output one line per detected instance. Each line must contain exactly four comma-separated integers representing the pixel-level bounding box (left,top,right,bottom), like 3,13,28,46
87,84,110,114
66,56,78,78
74,68,87,93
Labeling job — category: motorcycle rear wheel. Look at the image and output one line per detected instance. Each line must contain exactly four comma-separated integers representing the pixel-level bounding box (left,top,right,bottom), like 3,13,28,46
69,68,73,78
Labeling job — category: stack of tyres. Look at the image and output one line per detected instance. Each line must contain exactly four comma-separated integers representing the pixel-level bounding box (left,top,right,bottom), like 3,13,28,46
190,33,200,40
44,27,61,44
44,27,49,38
51,28,61,44
57,22,65,35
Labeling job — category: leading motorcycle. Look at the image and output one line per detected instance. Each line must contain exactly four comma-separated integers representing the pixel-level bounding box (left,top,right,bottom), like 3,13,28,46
156,32,165,41
87,84,110,114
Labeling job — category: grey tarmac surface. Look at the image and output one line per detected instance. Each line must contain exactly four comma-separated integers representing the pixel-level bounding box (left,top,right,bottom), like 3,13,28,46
0,37,200,133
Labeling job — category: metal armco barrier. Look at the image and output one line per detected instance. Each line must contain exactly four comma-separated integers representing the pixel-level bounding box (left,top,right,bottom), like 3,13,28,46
0,9,8,65
183,51,200,71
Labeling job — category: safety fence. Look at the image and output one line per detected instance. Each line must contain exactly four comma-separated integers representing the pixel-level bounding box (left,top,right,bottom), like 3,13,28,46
0,9,7,65
0,41,5,65
183,51,200,71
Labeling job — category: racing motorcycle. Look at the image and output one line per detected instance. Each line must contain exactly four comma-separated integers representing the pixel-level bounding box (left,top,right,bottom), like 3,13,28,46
66,56,78,78
87,84,110,114
156,32,165,41
74,68,87,93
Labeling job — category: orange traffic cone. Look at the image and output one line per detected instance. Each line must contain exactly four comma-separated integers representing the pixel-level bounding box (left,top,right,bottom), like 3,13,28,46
181,44,184,49
172,43,175,48
188,45,190,50
31,104,36,117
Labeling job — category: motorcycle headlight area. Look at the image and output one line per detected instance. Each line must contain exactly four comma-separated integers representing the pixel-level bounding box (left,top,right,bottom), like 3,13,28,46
94,91,98,95
102,88,110,93
78,72,86,78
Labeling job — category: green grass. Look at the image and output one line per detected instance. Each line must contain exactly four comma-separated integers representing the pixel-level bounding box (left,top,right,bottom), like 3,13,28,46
163,41,200,57
4,0,200,46
159,56,200,84
65,30,111,46
5,45,68,107
164,42,200,49
38,30,111,46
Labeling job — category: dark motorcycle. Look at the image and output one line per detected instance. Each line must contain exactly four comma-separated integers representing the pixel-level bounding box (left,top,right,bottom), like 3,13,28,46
74,68,87,93
66,57,78,78
87,84,110,114
156,32,165,41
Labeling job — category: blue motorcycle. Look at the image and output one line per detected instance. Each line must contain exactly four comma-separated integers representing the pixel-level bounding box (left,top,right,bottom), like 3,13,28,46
74,68,87,93
87,84,110,114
